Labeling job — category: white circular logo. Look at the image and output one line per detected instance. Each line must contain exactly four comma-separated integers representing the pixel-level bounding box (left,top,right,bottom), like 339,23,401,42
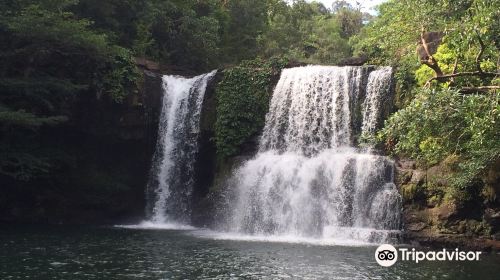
375,244,398,267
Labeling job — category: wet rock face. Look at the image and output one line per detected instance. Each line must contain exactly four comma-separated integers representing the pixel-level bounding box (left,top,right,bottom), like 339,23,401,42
485,208,500,233
190,71,221,226
407,222,427,232
396,158,500,250
135,57,161,72
0,68,165,225
339,55,368,66
76,68,163,142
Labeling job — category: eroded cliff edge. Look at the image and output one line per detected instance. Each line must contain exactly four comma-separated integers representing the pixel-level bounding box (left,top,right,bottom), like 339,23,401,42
396,158,500,251
0,63,164,224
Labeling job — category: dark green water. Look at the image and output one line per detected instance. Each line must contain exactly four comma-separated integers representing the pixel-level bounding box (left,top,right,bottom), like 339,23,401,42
1,225,499,280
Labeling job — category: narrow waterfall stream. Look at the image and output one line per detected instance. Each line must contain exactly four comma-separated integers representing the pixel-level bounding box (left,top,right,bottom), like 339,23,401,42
223,66,402,244
145,70,216,226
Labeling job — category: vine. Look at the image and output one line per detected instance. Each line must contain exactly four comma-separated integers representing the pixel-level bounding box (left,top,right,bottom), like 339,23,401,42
214,56,289,159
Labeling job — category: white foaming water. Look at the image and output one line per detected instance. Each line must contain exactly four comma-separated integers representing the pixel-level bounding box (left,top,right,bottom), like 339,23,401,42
223,65,401,244
361,66,393,135
260,66,365,154
117,221,195,230
146,70,216,225
190,228,385,247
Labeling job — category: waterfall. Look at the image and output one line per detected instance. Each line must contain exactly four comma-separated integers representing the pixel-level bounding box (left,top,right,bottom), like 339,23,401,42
361,66,393,135
225,66,401,243
146,70,216,225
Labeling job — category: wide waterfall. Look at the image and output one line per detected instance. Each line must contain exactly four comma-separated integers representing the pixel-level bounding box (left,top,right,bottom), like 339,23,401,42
146,70,216,225
225,66,401,244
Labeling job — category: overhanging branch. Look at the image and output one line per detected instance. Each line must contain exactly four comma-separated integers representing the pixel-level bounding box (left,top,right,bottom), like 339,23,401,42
420,28,443,78
459,86,500,94
424,71,499,87
475,30,485,73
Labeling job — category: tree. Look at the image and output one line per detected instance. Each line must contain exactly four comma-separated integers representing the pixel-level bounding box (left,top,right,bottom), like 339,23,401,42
0,0,138,180
352,0,499,108
332,0,363,38
220,0,269,63
354,0,500,204
418,0,500,89
257,0,353,64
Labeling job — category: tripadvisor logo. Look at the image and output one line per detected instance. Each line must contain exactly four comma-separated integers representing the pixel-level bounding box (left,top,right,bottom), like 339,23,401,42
375,244,398,267
375,244,482,267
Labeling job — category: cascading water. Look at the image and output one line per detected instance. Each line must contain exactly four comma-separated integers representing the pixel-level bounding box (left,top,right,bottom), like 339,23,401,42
224,66,402,244
146,70,216,225
361,66,393,135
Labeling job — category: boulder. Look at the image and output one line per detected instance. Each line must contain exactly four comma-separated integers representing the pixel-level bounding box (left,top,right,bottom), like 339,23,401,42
484,208,500,232
397,159,416,169
134,57,160,71
410,170,426,185
408,222,427,232
339,55,368,66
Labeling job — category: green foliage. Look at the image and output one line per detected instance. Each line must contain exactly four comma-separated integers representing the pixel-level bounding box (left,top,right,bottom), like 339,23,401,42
353,0,499,210
351,0,474,64
0,150,52,181
332,1,363,38
34,0,364,71
415,43,498,88
0,0,140,181
352,0,499,105
379,88,500,189
258,0,357,64
215,56,288,159
414,44,458,86
0,109,67,128
401,183,418,201
151,2,222,69
0,1,139,101
101,49,141,103
74,0,226,70
0,0,367,194
443,0,499,70
392,56,419,107
303,14,351,63
220,0,268,63
4,5,109,56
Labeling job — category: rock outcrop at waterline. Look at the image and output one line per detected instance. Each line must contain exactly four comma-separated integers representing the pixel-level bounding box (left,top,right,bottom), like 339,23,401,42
0,61,165,224
396,158,500,251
